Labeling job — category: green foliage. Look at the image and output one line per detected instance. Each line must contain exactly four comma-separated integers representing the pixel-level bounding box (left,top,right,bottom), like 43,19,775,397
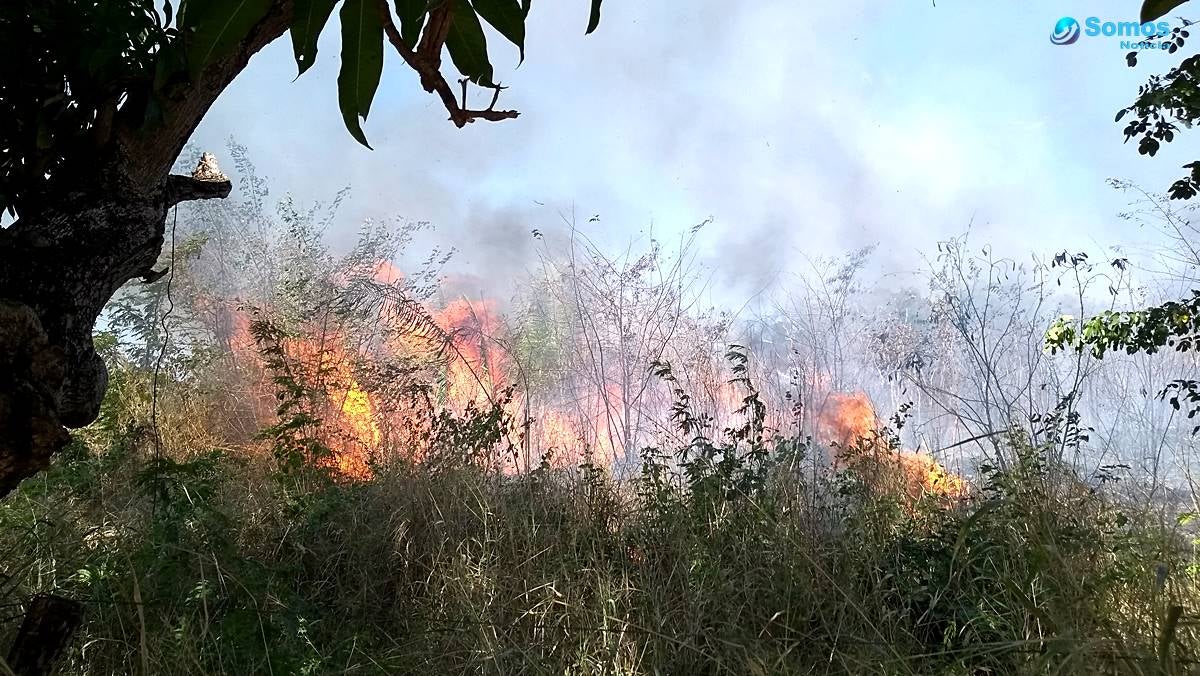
0,0,608,213
290,0,339,76
428,390,518,465
336,0,385,148
586,0,604,35
1144,0,1192,22
639,346,803,520
394,0,427,47
446,0,496,87
472,0,526,62
178,0,274,77
1045,292,1200,360
248,312,337,478
1119,4,1199,198
1046,26,1200,441
1046,292,1200,431
2,343,1198,674
882,439,1161,674
0,0,173,215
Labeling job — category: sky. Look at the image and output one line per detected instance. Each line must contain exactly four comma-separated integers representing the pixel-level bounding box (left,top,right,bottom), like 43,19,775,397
189,1,1196,302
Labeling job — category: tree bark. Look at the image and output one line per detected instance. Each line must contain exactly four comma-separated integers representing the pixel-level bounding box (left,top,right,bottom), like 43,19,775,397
0,175,231,495
0,1,293,497
5,594,84,676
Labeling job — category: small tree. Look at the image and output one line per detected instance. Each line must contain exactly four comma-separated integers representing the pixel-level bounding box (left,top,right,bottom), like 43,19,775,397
1046,0,1200,421
0,0,604,494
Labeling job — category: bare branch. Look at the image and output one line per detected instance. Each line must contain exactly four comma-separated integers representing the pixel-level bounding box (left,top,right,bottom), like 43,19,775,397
165,174,233,207
379,0,520,128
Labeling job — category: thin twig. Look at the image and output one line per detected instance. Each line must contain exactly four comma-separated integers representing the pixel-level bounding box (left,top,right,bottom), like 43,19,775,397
378,0,520,127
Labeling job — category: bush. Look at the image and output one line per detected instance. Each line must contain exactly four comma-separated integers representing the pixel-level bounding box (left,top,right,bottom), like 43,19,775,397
2,367,1197,675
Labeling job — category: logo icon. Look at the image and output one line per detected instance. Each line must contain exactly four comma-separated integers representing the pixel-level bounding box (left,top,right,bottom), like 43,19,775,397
1051,17,1082,45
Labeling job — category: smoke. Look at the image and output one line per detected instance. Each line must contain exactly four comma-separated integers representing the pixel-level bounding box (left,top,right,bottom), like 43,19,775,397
435,202,542,303
185,0,1180,302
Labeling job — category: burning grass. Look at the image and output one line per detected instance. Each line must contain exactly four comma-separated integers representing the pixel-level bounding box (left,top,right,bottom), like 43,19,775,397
818,391,966,503
3,320,1186,674
6,200,1198,674
0,427,1191,675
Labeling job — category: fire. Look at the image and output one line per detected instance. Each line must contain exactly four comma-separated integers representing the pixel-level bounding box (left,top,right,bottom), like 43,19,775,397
225,288,556,479
432,298,508,409
216,301,383,479
817,391,965,501
322,360,381,480
216,258,962,494
892,450,965,500
280,329,382,479
529,408,601,468
373,260,404,285
339,382,379,445
817,392,877,447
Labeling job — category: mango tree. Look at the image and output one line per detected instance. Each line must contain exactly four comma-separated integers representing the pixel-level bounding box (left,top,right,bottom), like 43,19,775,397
0,0,604,495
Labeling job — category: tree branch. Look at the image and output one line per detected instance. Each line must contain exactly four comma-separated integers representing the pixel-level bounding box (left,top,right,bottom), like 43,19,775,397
113,1,296,187
379,0,520,128
165,174,233,207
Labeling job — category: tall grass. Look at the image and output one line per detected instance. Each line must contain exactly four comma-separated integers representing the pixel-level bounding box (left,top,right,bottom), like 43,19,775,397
0,406,1196,674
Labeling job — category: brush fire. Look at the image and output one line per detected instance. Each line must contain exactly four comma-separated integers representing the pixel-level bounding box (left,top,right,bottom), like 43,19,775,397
817,392,965,501
217,259,964,503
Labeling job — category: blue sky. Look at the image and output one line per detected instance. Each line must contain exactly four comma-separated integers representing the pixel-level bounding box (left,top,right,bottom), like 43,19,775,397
189,1,1195,299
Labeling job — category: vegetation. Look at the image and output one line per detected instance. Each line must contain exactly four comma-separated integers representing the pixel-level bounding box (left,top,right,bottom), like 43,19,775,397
0,0,604,495
0,156,1198,673
1,400,1190,674
6,2,1200,675
1050,0,1200,411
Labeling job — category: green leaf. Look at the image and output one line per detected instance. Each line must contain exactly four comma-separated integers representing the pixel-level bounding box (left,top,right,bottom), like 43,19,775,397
445,0,495,86
291,0,339,76
473,0,526,62
180,0,274,75
337,0,385,148
586,0,603,34
395,0,429,47
1142,0,1190,22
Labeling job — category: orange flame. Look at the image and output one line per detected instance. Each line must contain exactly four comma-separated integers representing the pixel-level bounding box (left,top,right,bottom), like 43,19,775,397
222,261,956,488
282,331,381,479
432,298,508,409
817,392,878,448
817,391,965,501
222,309,381,479
322,357,381,480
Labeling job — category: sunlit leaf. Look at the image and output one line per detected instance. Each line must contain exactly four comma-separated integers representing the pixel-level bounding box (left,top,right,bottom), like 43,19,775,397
337,0,384,148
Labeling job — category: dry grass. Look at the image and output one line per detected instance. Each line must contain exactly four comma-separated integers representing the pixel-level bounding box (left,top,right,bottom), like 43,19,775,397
0,432,1197,675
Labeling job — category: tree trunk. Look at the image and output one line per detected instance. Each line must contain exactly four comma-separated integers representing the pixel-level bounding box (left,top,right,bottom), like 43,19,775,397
5,594,84,676
0,176,229,496
0,2,291,498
